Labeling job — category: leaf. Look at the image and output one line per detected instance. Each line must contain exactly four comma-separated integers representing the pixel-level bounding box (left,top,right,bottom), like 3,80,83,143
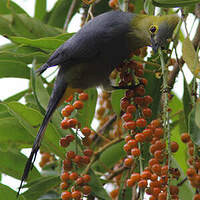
4,89,28,102
35,0,46,20
111,89,124,116
182,37,200,78
92,140,125,173
188,102,200,145
47,0,80,28
9,13,61,39
10,37,65,50
0,183,17,199
0,60,30,79
0,0,27,14
76,88,97,127
153,0,200,7
21,176,60,200
4,102,65,158
183,78,193,130
88,169,111,200
0,150,40,181
144,0,155,15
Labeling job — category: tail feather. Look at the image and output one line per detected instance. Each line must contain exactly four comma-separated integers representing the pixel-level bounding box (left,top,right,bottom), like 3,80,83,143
17,67,69,197
17,107,53,197
36,63,49,75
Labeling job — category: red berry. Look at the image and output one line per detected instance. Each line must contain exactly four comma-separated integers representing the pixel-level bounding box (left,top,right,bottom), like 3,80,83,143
144,95,153,105
169,185,179,195
151,164,161,175
82,174,91,183
170,141,179,153
79,92,88,101
126,178,134,187
126,104,136,113
124,121,136,130
66,134,75,142
68,118,78,128
135,133,145,142
138,179,148,188
66,151,76,159
81,127,91,137
73,100,84,109
61,119,70,129
131,147,141,157
124,157,133,167
122,113,132,122
71,190,81,199
60,172,69,181
136,118,147,128
69,172,78,180
181,133,190,143
83,149,93,157
142,108,152,118
61,105,74,117
154,128,164,138
76,177,84,185
61,191,71,200
82,185,91,195
60,182,68,190
130,173,140,182
60,137,69,147
140,170,151,179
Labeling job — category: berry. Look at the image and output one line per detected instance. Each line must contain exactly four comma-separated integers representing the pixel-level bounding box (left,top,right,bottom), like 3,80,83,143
61,191,71,200
126,104,136,113
130,173,140,182
60,182,68,190
124,121,136,130
142,108,152,118
82,185,91,195
138,179,148,188
69,172,78,180
81,127,91,137
71,190,81,200
136,118,147,128
181,133,190,143
170,141,179,153
76,177,84,185
60,137,69,147
82,174,91,183
169,185,179,195
126,178,134,187
73,100,84,109
131,147,141,157
61,119,70,129
122,113,132,122
83,149,93,157
66,151,76,159
68,118,78,128
124,157,133,167
61,105,74,117
66,134,75,142
79,92,88,101
60,172,69,181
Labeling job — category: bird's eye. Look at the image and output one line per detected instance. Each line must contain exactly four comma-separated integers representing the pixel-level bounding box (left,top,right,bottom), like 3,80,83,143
149,25,158,34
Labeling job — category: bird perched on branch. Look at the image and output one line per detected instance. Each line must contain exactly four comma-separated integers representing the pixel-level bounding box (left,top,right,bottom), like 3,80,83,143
18,10,179,196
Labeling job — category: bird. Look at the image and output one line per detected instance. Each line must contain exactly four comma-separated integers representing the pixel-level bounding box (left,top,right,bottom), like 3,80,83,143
17,10,179,195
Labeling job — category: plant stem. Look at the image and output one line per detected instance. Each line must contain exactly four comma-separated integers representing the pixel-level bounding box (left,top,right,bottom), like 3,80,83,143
159,48,171,200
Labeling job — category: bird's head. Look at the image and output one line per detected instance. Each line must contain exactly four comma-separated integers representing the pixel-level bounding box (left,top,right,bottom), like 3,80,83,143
131,14,179,52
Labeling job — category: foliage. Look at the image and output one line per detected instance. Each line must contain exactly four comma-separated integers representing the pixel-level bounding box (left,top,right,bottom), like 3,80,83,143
0,0,199,200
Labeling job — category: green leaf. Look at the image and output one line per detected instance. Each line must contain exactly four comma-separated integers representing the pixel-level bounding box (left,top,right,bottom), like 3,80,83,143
0,183,17,199
4,102,65,158
0,0,27,14
88,169,111,200
182,37,200,78
188,102,200,145
153,0,200,7
0,60,30,79
21,176,60,200
10,37,65,50
0,150,40,181
144,0,155,15
183,78,193,130
76,88,97,127
4,89,28,102
93,140,125,173
9,13,61,39
35,0,46,20
111,89,124,116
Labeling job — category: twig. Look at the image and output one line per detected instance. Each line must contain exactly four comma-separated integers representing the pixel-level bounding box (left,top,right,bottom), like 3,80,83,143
177,177,187,186
107,166,128,180
63,0,78,32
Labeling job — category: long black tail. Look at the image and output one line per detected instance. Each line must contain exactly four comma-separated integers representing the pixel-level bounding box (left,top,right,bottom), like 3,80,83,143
17,67,68,197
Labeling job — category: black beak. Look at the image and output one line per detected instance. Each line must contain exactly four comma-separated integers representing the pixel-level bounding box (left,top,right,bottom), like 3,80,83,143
151,35,159,53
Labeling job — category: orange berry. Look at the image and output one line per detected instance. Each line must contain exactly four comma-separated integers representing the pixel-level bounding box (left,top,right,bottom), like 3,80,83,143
135,85,145,96
123,143,132,152
81,155,90,164
66,151,76,159
82,185,91,195
110,188,119,198
61,191,71,200
148,158,159,167
194,194,200,200
81,127,91,137
126,178,135,187
138,179,148,188
69,172,78,180
154,128,164,138
186,168,196,177
71,190,81,200
131,147,141,157
158,192,167,200
60,172,69,181
63,159,72,170
83,149,93,157
65,134,75,142
65,95,73,102
108,0,118,8
68,118,78,128
60,137,69,147
82,174,91,183
124,121,136,130
136,118,147,128
130,173,140,182
124,157,133,167
61,105,74,117
122,113,132,122
76,177,84,185
73,100,84,109
170,141,179,153
127,139,138,148
126,104,136,113
151,173,158,181
151,119,161,128
73,155,82,164
79,92,88,101
142,108,152,118
154,150,164,161
140,170,151,179
60,182,68,190
161,165,168,175
169,185,179,195
120,98,130,111
151,164,161,175
181,133,190,143
135,133,145,142
61,119,70,129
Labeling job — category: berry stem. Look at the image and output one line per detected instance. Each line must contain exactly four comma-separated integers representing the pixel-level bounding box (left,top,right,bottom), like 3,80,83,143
159,48,171,200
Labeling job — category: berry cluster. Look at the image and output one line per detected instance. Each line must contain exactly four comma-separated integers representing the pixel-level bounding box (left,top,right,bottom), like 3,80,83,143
115,55,182,199
59,91,93,200
39,152,54,168
181,133,200,200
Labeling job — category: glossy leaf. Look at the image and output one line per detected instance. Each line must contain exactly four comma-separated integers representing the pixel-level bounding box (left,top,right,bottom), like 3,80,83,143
153,0,200,7
0,150,40,181
0,183,17,199
76,87,97,127
35,0,46,20
188,102,200,145
0,60,30,79
182,37,200,78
